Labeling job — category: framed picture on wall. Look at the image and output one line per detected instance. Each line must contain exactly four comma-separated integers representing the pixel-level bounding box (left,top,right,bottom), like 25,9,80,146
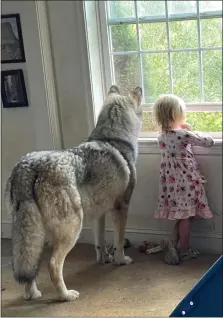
1,14,26,63
1,69,28,107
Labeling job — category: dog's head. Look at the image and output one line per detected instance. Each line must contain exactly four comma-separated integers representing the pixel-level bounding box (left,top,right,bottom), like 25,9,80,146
107,85,143,120
90,85,143,145
103,85,143,139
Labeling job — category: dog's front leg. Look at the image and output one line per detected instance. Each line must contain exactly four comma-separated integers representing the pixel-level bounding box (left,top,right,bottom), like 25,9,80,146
112,204,133,265
92,214,113,264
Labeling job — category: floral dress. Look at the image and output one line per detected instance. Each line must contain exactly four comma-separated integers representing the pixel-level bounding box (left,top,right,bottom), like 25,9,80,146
154,129,214,220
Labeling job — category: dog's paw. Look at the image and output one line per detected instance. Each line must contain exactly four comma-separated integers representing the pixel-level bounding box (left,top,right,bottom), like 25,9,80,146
114,255,133,265
97,253,113,264
24,289,42,300
102,253,113,264
97,251,113,264
60,289,80,302
162,240,179,265
164,252,179,265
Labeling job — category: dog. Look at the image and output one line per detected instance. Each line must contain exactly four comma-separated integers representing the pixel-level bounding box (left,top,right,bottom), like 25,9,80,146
5,85,143,301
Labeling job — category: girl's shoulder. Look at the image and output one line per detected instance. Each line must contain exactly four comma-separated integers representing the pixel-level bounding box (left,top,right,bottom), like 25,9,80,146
172,128,190,139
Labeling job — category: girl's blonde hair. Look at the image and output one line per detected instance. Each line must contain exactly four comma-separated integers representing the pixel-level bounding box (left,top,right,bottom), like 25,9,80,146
153,94,186,131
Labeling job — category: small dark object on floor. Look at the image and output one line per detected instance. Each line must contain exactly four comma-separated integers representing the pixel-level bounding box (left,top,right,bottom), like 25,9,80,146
1,288,5,291
139,240,160,253
139,241,148,253
124,238,131,248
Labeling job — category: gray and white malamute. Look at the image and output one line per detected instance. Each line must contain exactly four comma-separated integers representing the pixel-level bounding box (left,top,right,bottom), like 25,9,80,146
5,85,142,301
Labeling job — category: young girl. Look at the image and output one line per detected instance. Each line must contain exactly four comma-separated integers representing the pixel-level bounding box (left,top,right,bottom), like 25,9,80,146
153,94,214,264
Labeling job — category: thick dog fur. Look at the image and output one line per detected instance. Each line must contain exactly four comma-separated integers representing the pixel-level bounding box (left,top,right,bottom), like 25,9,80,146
5,85,143,301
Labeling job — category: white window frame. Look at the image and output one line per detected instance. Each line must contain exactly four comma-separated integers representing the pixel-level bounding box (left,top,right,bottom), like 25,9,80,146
97,0,222,139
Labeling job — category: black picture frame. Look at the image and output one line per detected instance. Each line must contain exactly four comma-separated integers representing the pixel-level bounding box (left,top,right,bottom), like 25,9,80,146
1,14,26,63
1,69,29,108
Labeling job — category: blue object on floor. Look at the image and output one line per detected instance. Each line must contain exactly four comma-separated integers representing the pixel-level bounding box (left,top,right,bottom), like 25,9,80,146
170,255,223,317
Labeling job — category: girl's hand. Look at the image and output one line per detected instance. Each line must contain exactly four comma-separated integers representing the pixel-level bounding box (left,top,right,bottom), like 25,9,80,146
180,123,192,131
200,176,207,184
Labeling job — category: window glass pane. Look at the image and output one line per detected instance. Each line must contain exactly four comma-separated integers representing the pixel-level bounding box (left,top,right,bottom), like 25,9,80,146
201,18,222,48
137,1,165,18
113,54,140,95
199,1,222,13
170,20,198,49
203,50,222,102
172,52,200,102
140,22,167,50
107,1,135,19
141,111,158,132
142,53,170,103
108,0,222,117
111,25,138,52
168,1,197,15
186,112,222,132
141,111,222,133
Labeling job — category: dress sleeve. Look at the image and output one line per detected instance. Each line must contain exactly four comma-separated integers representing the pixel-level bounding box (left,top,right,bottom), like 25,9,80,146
182,130,215,147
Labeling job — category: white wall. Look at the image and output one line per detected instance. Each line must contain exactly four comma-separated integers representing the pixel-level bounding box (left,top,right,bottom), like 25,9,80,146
47,0,94,147
1,1,222,254
1,1,54,231
1,0,94,232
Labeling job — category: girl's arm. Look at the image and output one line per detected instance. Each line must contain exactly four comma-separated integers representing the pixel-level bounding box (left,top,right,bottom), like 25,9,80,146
180,123,192,130
182,130,215,147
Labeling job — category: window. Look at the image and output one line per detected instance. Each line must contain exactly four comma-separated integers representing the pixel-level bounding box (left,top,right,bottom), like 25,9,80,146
99,1,222,137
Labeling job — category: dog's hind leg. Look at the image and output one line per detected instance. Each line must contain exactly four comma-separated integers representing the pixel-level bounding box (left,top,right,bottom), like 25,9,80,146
48,217,82,302
92,215,113,264
112,202,133,265
24,280,42,300
47,186,83,301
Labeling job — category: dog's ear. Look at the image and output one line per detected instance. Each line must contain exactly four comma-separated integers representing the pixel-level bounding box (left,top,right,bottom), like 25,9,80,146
108,85,120,95
131,86,143,106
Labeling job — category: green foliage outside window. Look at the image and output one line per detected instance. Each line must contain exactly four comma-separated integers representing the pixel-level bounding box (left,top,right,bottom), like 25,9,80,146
108,1,222,133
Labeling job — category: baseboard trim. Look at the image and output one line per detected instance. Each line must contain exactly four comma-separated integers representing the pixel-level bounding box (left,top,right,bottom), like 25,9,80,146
80,226,222,239
79,226,222,254
2,222,222,254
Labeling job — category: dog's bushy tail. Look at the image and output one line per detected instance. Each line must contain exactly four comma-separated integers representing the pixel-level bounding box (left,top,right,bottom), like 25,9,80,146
5,177,45,284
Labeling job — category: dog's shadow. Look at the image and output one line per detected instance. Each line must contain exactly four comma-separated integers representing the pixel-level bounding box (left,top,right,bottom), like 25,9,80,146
4,244,155,310
3,253,125,309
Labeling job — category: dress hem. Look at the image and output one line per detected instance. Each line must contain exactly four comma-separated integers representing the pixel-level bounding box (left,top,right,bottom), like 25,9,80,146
154,207,213,220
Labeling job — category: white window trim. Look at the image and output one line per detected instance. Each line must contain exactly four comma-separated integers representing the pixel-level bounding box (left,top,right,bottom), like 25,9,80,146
84,1,222,141
138,137,222,155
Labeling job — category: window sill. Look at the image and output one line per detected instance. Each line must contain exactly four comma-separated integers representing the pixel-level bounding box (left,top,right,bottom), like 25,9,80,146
138,138,222,155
